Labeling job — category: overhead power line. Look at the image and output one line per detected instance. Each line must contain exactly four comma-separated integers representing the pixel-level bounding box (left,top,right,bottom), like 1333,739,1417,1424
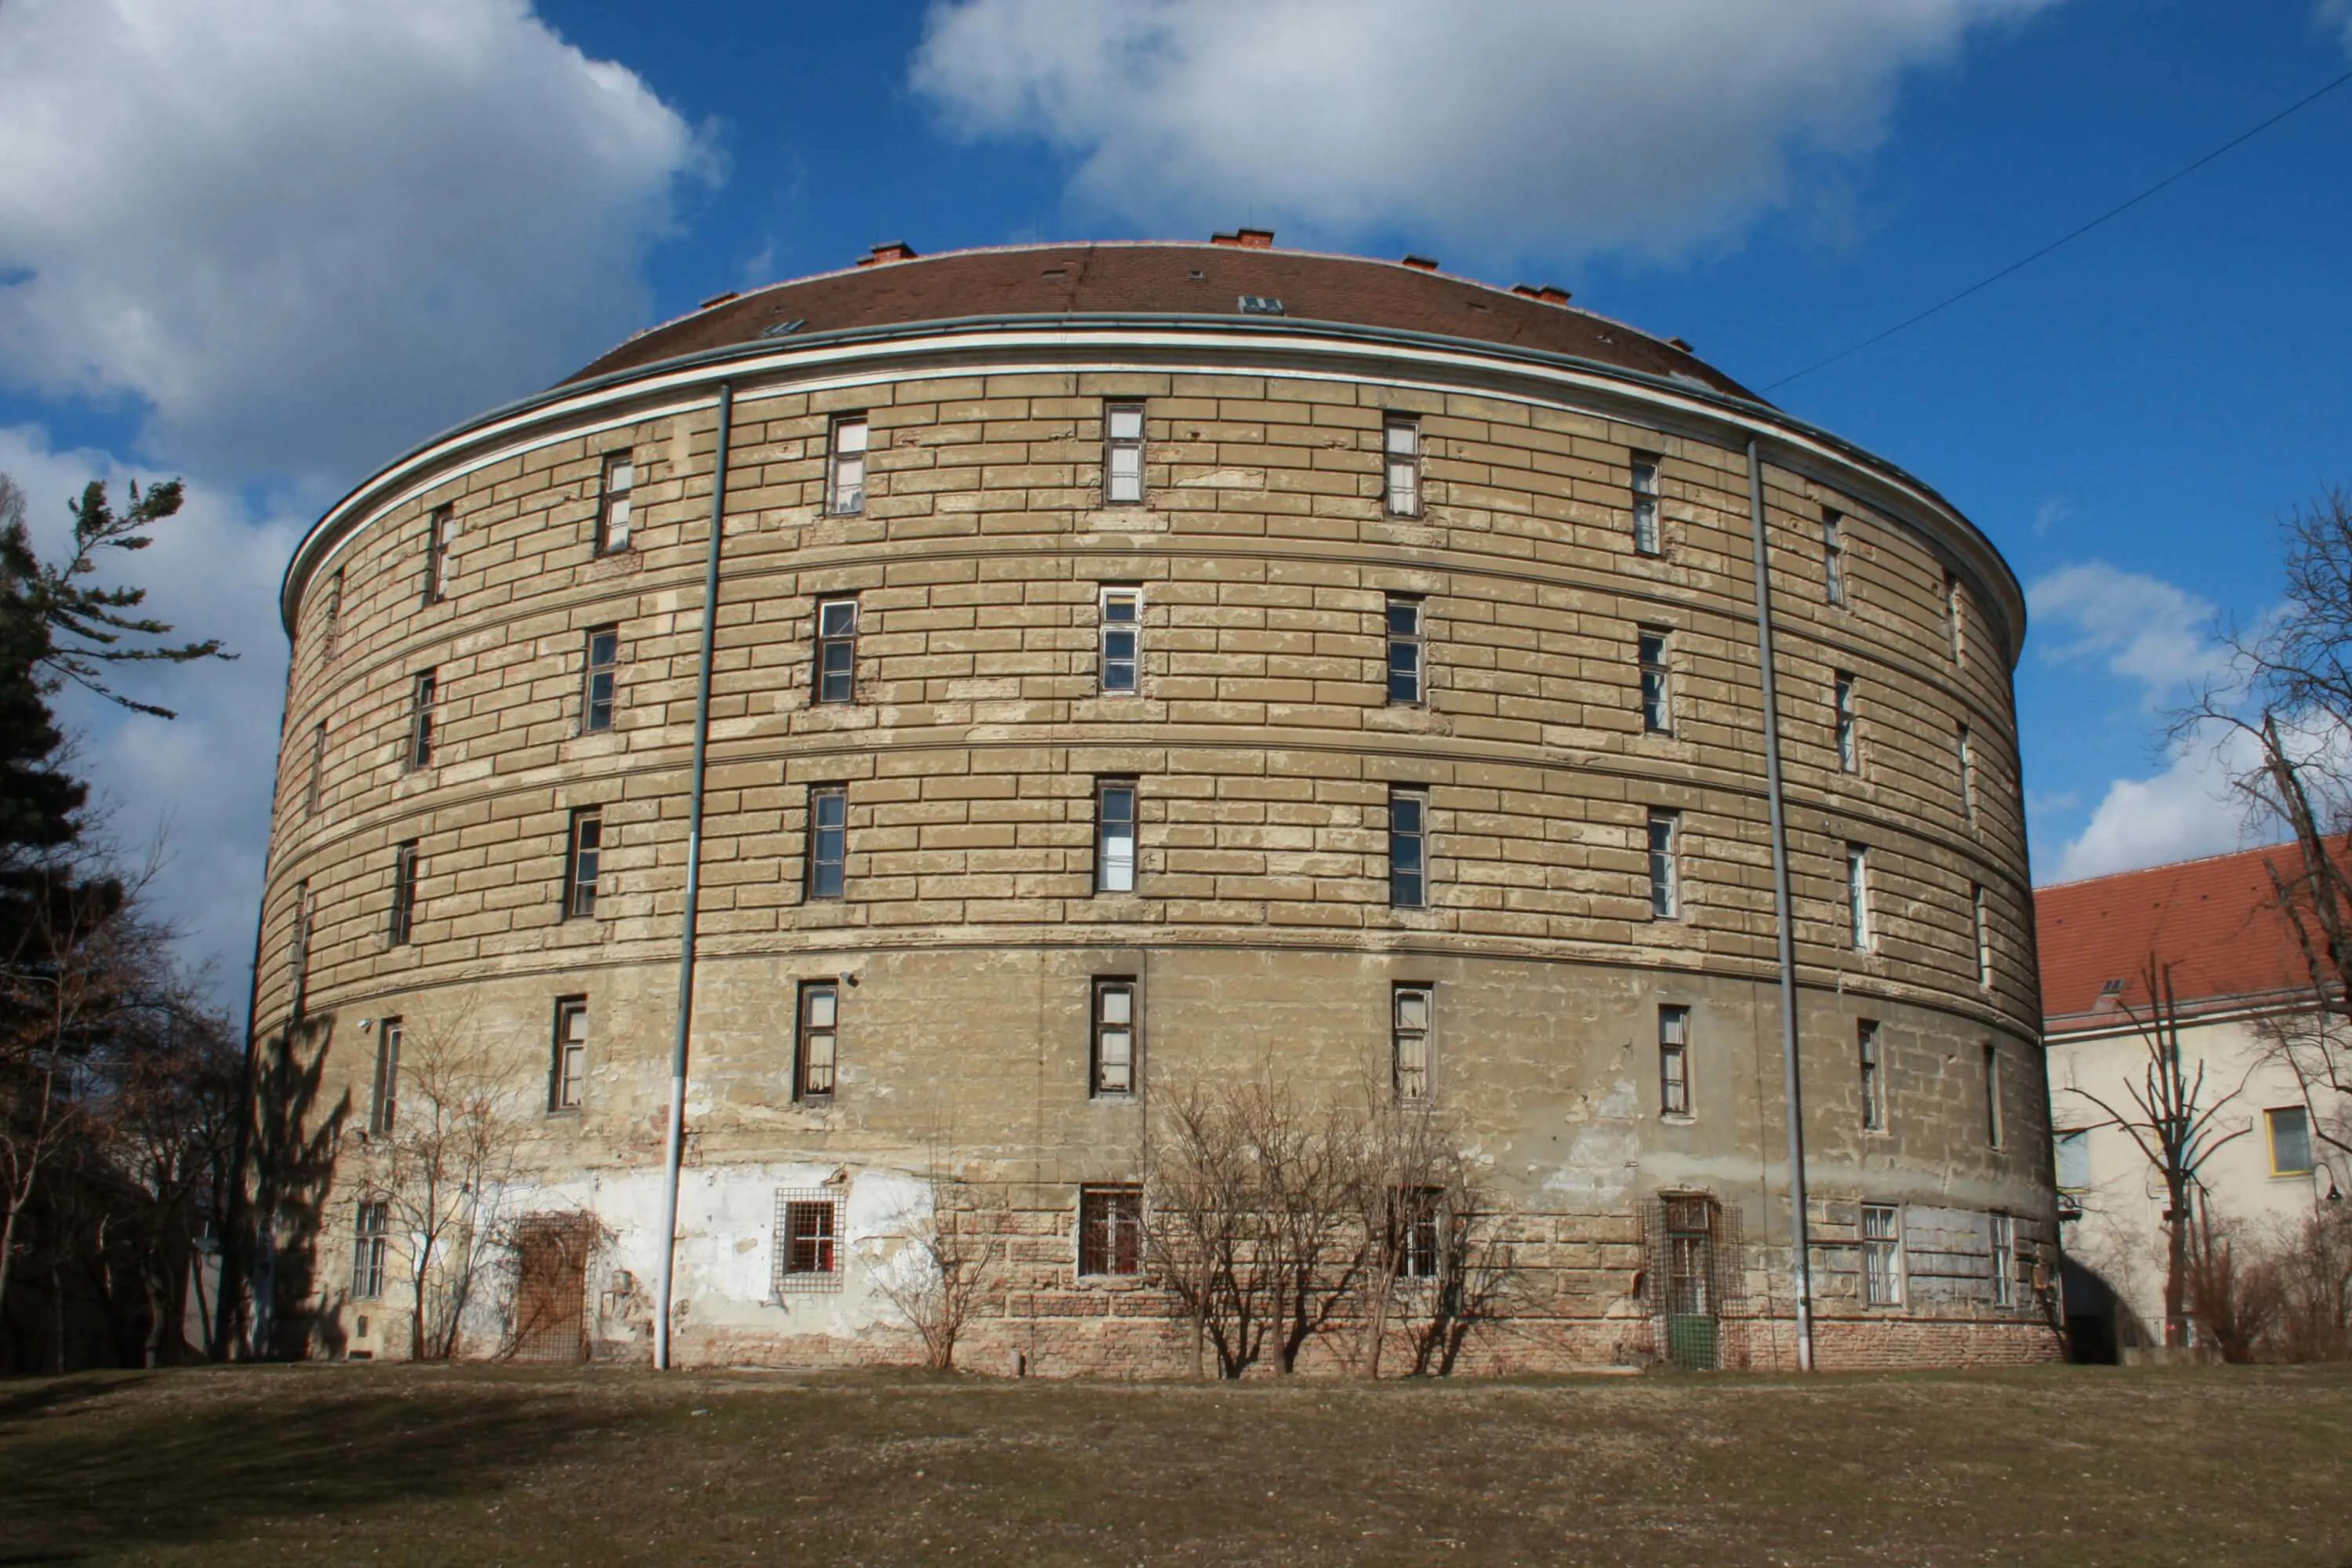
1764,65,2352,394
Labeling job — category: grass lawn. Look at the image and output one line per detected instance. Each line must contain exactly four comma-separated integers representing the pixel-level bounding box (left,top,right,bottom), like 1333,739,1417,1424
2,1362,2348,1566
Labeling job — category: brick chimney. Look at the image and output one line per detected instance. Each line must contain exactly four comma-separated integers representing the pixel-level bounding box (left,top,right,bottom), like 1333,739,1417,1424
1210,227,1275,249
858,241,920,267
1399,255,1439,271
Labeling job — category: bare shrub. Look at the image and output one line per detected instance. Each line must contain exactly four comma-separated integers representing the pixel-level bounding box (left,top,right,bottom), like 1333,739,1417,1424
865,1167,1006,1372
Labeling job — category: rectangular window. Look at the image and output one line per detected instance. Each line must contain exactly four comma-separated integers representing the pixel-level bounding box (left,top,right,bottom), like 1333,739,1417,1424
1393,983,1433,1102
1861,1203,1904,1307
596,452,633,554
1091,978,1135,1096
369,1017,402,1137
796,981,838,1100
352,1200,388,1301
1858,1019,1886,1131
1094,779,1137,895
1384,416,1421,517
1398,1187,1442,1281
1103,402,1145,504
813,597,858,704
1659,1004,1692,1117
826,416,868,515
2054,1128,2091,1191
550,996,587,1112
1078,1185,1144,1276
807,786,848,900
1958,724,1976,825
1388,789,1428,909
306,721,328,815
1944,571,1965,663
1846,843,1871,950
288,880,311,1020
1647,811,1679,920
564,808,602,920
1638,629,1671,733
1990,1212,2018,1308
583,626,620,731
1098,586,1141,695
1973,884,1992,989
2268,1106,2315,1175
1982,1040,2003,1148
324,566,344,650
783,1198,840,1278
423,504,455,604
407,670,437,769
389,840,419,946
1823,511,1846,605
1385,596,1424,704
1834,673,1857,773
1631,455,1661,556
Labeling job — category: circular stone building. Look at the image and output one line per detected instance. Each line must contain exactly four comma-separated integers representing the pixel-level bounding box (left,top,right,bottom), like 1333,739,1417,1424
260,234,2056,1372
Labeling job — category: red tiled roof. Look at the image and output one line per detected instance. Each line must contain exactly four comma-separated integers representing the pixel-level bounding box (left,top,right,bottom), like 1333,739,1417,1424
2036,844,2321,1032
562,241,1761,401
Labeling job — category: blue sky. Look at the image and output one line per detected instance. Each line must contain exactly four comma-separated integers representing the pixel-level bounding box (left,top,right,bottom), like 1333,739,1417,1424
2,0,2348,1013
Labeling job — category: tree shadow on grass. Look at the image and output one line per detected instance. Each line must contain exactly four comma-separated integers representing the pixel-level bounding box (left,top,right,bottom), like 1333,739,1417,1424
0,1376,587,1563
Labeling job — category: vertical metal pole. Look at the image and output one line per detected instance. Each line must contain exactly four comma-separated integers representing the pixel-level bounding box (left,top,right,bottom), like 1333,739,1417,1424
1746,438,1814,1373
655,383,732,1370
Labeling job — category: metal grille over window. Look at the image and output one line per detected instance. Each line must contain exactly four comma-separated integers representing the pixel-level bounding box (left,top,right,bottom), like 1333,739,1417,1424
423,504,455,604
597,452,633,553
1099,587,1141,695
1858,1019,1886,1131
1388,789,1427,908
826,416,868,514
583,627,619,731
1861,1203,1904,1306
407,670,437,769
1104,402,1145,504
1384,417,1421,517
797,982,838,1099
1823,511,1846,604
815,598,858,704
1385,597,1423,703
1647,811,1679,920
370,1018,402,1136
1990,1212,2017,1308
1631,455,1661,555
808,787,847,900
1834,673,1857,772
1079,1186,1143,1276
510,1215,593,1363
564,808,602,919
550,997,587,1112
1095,781,1136,894
1638,629,1671,732
1393,984,1432,1102
352,1200,388,1301
1092,979,1134,1095
1846,843,1871,949
390,840,419,946
1398,1187,1442,1281
1658,1005,1691,1116
775,1191,844,1291
1642,1196,1744,1370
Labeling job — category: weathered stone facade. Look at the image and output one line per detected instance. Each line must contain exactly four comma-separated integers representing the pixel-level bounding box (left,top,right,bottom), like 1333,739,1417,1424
259,243,2059,1372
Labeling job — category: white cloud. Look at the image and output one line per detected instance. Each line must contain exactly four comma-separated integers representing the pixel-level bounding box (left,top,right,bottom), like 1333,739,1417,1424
2055,725,2262,882
2027,561,2231,706
0,0,709,480
2321,0,2352,53
911,0,2054,258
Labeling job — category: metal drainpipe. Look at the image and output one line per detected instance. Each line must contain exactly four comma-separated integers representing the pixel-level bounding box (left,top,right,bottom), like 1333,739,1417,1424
655,383,733,1371
1746,438,1815,1374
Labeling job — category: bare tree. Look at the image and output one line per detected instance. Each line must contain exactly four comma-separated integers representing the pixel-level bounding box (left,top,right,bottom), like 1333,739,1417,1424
1350,1095,1517,1377
2065,956,2253,1348
863,1163,1007,1373
2184,1210,2282,1363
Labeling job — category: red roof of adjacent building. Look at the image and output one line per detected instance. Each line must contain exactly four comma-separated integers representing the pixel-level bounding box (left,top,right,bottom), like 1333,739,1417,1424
2037,844,2321,1034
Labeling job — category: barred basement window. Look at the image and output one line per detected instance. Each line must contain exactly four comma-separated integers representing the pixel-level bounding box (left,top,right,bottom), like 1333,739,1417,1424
1858,1019,1886,1131
1388,789,1428,909
1822,511,1846,605
306,721,328,815
352,1200,389,1301
1631,454,1661,555
775,1190,844,1290
563,808,602,920
369,1018,402,1137
826,416,868,515
1861,1203,1904,1306
406,670,437,770
1846,843,1872,950
1638,629,1671,733
1094,779,1137,894
1103,402,1146,504
1659,1004,1692,1117
813,597,859,704
796,981,838,1100
1384,416,1421,517
1385,596,1423,703
1982,1040,2003,1147
388,840,419,946
807,786,847,900
1099,586,1141,695
583,626,620,731
1078,1185,1142,1276
595,451,633,554
423,503,456,604
1990,1211,2018,1308
1091,978,1136,1096
1393,983,1433,1102
1647,811,1680,920
1397,1186,1442,1281
1834,673,1858,773
550,996,588,1112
